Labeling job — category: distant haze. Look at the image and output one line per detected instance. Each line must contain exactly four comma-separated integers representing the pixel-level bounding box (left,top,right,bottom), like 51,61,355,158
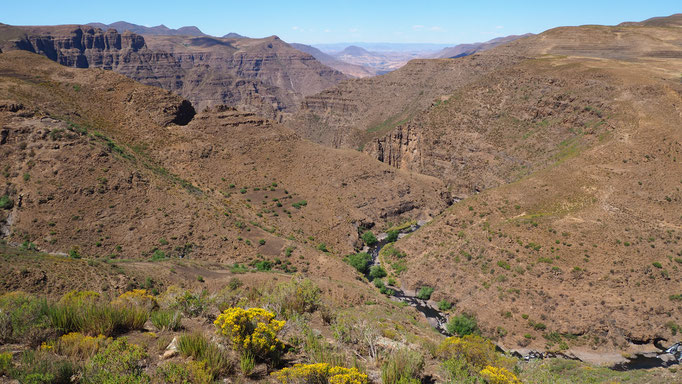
313,42,453,53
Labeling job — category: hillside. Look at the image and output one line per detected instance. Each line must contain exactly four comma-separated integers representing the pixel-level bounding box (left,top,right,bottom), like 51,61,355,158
431,34,533,58
0,24,347,118
0,51,447,265
342,16,682,359
286,53,523,148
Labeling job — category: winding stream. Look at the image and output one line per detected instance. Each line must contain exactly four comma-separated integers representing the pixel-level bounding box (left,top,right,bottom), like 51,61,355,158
363,223,681,371
364,221,449,334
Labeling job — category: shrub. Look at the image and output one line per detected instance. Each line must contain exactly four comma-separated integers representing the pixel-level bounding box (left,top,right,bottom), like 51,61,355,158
228,277,243,290
652,262,663,269
438,300,453,311
54,332,110,359
272,363,368,384
264,277,320,319
151,249,166,261
303,330,347,367
438,335,512,374
252,260,271,271
442,355,477,383
381,348,424,384
259,239,266,245
386,230,399,243
214,307,285,361
0,352,11,376
199,343,232,379
669,294,682,301
173,291,210,317
151,310,183,331
369,265,387,280
11,350,76,384
114,289,157,311
532,322,547,331
154,361,213,384
361,231,378,246
446,314,478,336
48,291,149,336
230,263,249,274
83,338,149,384
0,292,50,345
496,261,511,270
317,243,329,252
0,195,13,210
345,252,372,274
416,286,434,300
479,365,521,384
178,333,208,359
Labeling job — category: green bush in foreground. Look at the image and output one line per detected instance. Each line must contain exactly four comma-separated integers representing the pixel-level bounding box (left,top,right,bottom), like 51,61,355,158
83,338,149,384
11,350,76,384
0,292,51,345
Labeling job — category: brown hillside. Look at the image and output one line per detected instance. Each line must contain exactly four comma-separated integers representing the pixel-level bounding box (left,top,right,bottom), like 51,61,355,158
360,18,682,359
0,51,447,267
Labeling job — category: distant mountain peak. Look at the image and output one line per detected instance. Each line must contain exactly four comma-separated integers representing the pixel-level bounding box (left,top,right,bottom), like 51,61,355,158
223,32,246,39
339,45,371,56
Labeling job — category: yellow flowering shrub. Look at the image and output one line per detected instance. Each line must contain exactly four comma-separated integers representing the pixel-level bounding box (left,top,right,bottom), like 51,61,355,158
113,289,157,310
272,363,368,384
59,290,100,306
55,332,110,359
479,366,522,384
214,307,285,359
438,335,513,371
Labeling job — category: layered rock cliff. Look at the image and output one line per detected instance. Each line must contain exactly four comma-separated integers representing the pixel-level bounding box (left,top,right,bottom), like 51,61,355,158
0,24,347,118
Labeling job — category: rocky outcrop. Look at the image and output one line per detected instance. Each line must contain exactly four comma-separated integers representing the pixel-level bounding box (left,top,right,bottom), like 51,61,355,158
366,122,422,170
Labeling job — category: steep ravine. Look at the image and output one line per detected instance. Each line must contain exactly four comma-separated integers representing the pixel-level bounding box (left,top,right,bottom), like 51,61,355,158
363,224,682,371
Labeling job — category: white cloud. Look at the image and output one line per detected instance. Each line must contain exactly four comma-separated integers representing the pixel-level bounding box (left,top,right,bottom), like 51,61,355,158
430,26,444,32
412,25,425,31
323,29,331,33
349,28,359,33
292,26,301,31
496,25,504,29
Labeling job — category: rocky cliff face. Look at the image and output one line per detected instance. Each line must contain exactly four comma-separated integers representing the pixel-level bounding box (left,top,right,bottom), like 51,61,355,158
8,25,145,68
0,24,346,118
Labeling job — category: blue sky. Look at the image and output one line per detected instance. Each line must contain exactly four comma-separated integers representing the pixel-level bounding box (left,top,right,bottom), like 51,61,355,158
1,1,679,44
